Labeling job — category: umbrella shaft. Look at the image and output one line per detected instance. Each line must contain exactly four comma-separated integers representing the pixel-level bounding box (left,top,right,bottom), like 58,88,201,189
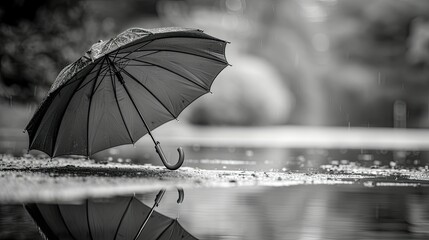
108,59,157,145
133,206,156,240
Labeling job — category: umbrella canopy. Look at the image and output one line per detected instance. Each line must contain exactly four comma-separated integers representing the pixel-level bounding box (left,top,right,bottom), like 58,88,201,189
25,190,197,240
25,27,229,169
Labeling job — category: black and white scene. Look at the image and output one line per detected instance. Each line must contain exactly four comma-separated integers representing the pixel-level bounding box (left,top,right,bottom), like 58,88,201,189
1,0,429,239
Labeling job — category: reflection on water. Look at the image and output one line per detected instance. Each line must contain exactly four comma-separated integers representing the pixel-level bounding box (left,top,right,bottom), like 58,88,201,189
1,185,429,240
25,188,195,240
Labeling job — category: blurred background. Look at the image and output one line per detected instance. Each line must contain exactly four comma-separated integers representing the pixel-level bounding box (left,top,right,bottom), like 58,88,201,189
2,0,429,169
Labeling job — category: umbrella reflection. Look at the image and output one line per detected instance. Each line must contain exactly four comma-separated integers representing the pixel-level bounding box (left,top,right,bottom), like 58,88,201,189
25,188,196,240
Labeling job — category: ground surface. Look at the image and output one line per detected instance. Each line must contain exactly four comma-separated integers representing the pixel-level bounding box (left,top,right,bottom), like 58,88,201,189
1,155,429,203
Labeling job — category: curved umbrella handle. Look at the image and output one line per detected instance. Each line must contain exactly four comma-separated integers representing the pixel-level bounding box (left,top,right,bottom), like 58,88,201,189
177,187,185,204
155,141,185,170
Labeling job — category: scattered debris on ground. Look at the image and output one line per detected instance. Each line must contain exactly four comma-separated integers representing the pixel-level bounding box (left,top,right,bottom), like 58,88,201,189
1,155,429,203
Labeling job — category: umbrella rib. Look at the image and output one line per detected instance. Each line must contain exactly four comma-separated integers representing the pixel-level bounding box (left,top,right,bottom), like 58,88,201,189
112,39,155,62
113,50,159,66
118,36,228,64
110,66,135,144
113,197,134,240
52,58,105,92
86,58,106,156
121,48,228,65
26,204,59,240
92,71,109,94
155,221,176,240
123,57,209,92
50,61,99,157
57,205,78,240
28,63,100,151
75,66,109,92
86,200,95,240
121,68,178,119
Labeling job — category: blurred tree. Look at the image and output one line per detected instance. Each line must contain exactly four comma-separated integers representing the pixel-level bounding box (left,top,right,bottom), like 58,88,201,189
328,0,429,128
0,0,114,103
244,0,331,126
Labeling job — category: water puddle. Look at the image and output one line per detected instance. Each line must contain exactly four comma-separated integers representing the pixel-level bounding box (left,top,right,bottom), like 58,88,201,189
2,184,429,240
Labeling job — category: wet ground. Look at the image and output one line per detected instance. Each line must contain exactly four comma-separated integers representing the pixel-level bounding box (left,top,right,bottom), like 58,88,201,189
1,154,429,239
2,126,429,239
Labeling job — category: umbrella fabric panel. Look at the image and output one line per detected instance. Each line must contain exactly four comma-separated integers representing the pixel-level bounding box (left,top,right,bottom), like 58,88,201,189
114,197,144,240
120,72,175,131
36,204,75,240
52,63,104,156
29,77,86,157
157,220,198,240
111,77,147,144
118,37,227,65
136,212,175,240
87,197,132,240
27,62,99,156
59,204,92,240
121,64,206,117
139,50,227,90
116,197,173,240
86,71,136,155
120,49,227,90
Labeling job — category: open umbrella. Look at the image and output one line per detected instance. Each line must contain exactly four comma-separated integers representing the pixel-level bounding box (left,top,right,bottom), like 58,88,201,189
25,188,197,240
25,27,229,170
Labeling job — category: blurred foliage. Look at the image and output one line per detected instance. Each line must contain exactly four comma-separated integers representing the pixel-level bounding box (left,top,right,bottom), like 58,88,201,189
0,0,115,103
327,0,429,127
241,0,429,127
189,54,293,126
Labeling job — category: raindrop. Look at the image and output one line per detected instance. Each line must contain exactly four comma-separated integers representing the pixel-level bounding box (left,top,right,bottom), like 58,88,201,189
245,150,254,157
117,158,123,163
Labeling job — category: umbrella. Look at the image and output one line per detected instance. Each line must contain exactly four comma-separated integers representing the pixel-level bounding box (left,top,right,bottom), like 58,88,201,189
25,188,197,240
25,27,229,170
